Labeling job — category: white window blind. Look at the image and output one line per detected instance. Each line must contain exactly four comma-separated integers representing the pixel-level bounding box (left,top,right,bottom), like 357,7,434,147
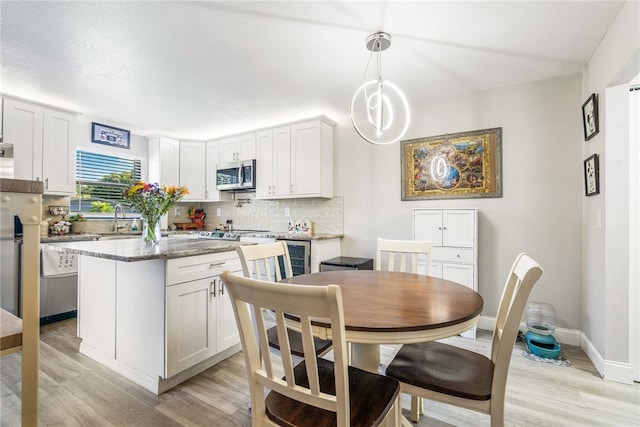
72,150,142,213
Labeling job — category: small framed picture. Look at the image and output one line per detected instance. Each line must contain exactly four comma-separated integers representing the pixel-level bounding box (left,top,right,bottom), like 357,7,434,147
584,154,599,196
92,122,130,149
582,93,599,141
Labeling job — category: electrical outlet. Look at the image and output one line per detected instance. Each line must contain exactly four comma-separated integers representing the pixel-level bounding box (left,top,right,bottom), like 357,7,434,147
284,207,291,217
216,208,221,217
174,207,180,216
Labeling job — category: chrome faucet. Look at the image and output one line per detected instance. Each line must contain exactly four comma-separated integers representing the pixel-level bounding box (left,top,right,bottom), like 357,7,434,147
113,203,128,232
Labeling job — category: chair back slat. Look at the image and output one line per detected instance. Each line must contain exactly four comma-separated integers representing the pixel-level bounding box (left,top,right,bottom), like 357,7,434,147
221,271,351,426
491,253,543,396
237,241,293,281
376,238,434,275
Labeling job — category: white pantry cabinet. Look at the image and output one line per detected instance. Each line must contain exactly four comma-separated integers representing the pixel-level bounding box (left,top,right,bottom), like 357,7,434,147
413,208,478,338
256,117,335,200
179,140,206,200
219,132,256,163
3,97,76,195
165,252,242,377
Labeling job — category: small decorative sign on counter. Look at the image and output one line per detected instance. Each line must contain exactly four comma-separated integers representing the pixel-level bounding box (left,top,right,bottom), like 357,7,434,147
288,220,313,236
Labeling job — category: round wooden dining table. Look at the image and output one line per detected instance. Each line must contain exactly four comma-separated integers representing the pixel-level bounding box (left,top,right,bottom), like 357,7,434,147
280,270,484,373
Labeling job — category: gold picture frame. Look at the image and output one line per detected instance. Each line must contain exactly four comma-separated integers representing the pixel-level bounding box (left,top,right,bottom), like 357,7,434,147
401,127,502,200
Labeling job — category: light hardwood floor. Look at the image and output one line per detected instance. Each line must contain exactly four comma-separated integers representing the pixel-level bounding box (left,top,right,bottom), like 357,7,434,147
1,318,638,426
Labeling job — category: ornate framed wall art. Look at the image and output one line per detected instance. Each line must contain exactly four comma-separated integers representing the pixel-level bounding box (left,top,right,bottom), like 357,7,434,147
401,128,502,200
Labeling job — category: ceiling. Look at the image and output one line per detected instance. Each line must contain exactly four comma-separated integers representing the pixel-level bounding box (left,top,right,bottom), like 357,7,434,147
1,1,625,140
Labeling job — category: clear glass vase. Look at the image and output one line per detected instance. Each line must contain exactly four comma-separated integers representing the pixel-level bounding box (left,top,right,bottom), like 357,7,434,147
142,219,161,246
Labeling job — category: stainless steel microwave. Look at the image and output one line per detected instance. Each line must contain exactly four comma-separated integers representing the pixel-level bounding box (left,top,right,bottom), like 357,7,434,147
216,159,256,191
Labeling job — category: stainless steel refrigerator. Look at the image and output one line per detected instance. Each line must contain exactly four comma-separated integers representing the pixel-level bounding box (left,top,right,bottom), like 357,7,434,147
0,208,21,316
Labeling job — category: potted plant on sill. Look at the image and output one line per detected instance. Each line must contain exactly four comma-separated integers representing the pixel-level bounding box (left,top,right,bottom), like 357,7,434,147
69,213,88,234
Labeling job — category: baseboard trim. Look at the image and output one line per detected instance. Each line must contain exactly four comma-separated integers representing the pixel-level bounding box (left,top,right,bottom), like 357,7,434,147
479,315,635,384
580,332,635,384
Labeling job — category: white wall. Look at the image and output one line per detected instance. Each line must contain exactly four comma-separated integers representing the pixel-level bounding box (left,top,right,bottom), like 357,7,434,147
335,73,584,328
582,0,639,370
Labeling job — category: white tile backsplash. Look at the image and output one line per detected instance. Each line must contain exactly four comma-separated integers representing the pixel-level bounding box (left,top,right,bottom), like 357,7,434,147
176,196,344,233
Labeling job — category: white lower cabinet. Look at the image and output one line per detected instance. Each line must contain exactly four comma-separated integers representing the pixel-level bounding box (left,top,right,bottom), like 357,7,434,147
165,252,242,377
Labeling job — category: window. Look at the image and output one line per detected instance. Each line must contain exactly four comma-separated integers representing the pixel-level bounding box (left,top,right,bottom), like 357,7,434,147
72,149,143,215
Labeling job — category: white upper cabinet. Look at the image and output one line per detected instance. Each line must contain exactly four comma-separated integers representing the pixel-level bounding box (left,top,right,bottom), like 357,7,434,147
256,126,291,198
179,140,206,200
290,118,333,198
256,117,334,200
4,97,76,195
219,132,256,163
148,136,179,186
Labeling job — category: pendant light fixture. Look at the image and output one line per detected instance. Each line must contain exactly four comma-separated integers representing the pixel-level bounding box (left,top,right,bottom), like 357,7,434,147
350,32,410,145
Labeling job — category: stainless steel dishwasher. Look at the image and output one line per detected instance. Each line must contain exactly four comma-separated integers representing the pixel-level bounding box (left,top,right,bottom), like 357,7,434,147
40,244,79,324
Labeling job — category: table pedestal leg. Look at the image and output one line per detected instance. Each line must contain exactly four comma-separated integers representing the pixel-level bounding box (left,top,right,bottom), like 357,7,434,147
350,343,380,373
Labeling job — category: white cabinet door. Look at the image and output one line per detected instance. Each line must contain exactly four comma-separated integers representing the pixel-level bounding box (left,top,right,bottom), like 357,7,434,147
291,120,321,196
442,210,476,247
413,209,444,246
42,108,76,194
272,126,291,197
237,132,256,160
4,98,43,182
442,263,474,289
215,277,240,352
290,119,333,198
219,136,237,163
257,126,291,198
220,133,256,162
78,256,117,358
166,277,216,377
256,129,274,198
180,141,206,200
148,136,180,186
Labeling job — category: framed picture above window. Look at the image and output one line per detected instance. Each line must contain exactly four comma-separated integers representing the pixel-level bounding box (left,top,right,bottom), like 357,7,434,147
582,93,599,141
583,153,600,196
92,122,130,149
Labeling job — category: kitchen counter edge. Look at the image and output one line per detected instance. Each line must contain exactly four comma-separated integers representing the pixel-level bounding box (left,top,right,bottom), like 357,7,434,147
43,238,251,262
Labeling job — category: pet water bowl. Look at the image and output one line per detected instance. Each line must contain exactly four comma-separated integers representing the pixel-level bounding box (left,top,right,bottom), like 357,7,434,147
525,331,561,359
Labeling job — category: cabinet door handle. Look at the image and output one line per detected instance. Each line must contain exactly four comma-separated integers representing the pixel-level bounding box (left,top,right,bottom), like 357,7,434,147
443,227,447,231
45,178,49,189
210,280,216,298
209,261,225,268
219,282,224,296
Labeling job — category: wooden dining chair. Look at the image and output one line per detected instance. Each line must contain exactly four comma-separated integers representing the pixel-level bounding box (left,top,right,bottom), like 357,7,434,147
236,242,332,360
385,253,544,426
376,238,433,275
221,271,401,427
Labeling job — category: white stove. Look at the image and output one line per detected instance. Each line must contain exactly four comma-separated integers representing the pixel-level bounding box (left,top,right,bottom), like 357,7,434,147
197,230,241,240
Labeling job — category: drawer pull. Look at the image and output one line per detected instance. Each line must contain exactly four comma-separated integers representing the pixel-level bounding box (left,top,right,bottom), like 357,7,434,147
209,262,225,268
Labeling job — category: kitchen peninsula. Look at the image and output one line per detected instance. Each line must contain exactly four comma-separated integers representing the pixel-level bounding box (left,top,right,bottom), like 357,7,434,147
49,237,247,394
